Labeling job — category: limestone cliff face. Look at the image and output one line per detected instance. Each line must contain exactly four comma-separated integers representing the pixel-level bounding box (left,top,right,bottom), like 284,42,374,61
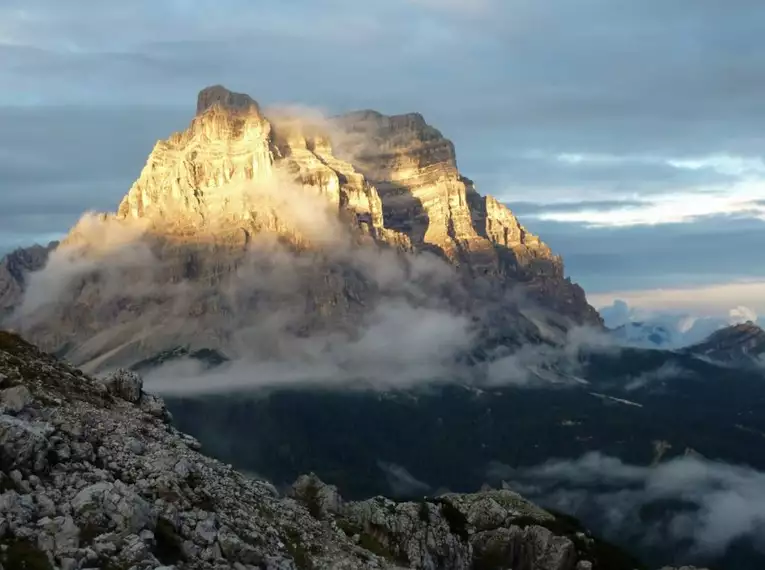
6,86,599,370
333,110,555,273
116,85,393,247
117,87,277,235
116,88,574,288
333,109,596,321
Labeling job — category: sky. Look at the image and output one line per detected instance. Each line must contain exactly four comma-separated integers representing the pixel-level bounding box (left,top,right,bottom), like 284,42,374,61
1,0,764,319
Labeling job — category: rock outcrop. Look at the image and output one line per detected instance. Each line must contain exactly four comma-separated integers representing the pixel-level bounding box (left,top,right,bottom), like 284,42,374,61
0,331,688,569
4,86,599,371
0,330,398,569
288,473,699,570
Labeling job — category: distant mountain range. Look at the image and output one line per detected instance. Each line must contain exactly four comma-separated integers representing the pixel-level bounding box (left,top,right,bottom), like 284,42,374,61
601,299,762,349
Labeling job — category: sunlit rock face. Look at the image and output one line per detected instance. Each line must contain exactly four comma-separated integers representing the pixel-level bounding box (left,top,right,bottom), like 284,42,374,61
333,109,596,320
117,86,394,247
116,87,571,283
4,86,600,370
118,86,279,237
333,110,563,276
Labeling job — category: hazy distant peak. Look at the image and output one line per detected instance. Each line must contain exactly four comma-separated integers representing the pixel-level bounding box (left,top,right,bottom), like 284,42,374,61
688,321,765,365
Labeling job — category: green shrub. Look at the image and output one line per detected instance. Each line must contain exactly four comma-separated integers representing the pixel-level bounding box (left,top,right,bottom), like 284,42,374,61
2,538,53,570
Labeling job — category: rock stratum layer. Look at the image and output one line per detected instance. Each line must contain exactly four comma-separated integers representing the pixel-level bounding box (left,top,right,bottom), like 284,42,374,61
2,86,599,372
0,331,695,569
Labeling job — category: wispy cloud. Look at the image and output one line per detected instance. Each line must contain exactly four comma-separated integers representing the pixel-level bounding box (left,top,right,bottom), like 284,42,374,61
512,151,765,227
534,187,765,226
590,281,765,317
490,453,765,563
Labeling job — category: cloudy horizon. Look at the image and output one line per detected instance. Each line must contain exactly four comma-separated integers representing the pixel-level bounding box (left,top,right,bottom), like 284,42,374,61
2,0,764,321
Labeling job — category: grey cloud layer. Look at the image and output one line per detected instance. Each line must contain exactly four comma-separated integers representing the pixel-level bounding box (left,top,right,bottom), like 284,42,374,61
0,106,187,252
491,452,765,564
4,0,765,152
533,216,765,293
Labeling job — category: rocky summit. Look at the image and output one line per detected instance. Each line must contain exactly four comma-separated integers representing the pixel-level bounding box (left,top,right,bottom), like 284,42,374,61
1,86,597,372
0,330,706,570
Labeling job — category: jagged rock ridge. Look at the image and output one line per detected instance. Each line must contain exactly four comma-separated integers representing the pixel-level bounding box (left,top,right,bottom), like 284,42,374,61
0,331,696,569
4,86,598,370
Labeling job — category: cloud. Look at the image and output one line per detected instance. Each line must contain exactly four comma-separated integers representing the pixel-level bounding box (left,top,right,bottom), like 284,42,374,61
592,284,765,322
376,461,431,497
530,181,765,227
19,213,153,316
505,154,765,226
596,298,762,348
140,297,619,394
490,452,765,563
623,362,692,392
9,105,625,393
532,215,765,294
141,300,474,393
0,105,188,251
13,162,492,385
508,200,648,217
406,0,496,16
731,305,759,323
476,322,620,388
20,224,615,393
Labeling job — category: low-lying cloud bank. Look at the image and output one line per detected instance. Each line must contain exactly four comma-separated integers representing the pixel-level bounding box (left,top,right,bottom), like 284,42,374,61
597,298,762,348
11,195,713,396
490,453,765,564
597,297,763,346
142,300,475,393
142,319,623,394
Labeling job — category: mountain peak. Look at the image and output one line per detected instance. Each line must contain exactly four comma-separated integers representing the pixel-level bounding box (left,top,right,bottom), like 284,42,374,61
7,86,600,369
196,84,262,116
702,321,764,343
688,321,765,364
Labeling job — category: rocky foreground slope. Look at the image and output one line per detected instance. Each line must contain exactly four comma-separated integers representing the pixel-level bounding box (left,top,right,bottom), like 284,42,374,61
0,331,707,570
2,86,597,372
